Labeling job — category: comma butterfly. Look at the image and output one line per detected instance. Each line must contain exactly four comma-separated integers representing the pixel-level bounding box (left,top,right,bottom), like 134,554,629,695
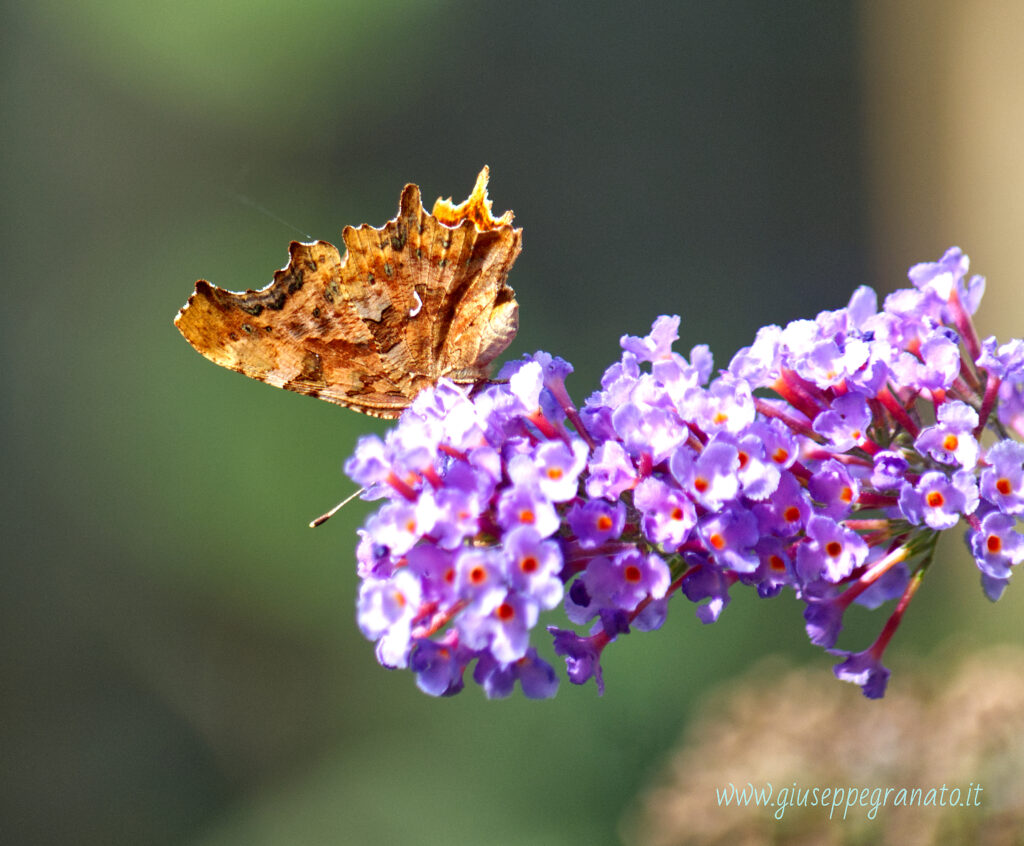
175,168,521,417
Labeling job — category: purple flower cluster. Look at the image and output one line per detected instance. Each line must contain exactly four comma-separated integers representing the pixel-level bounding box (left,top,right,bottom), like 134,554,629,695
347,247,1023,699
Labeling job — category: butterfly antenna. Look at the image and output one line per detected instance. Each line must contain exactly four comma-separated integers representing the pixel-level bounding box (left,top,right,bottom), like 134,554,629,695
220,187,314,241
309,487,365,528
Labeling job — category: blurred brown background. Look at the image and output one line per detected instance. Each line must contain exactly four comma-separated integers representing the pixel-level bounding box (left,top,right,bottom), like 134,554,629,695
3,2,1023,844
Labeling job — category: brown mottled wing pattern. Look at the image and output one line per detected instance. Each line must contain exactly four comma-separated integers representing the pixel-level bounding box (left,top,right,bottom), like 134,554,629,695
174,168,521,417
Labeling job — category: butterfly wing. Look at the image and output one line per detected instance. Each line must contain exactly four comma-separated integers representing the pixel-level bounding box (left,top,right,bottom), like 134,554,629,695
174,169,521,418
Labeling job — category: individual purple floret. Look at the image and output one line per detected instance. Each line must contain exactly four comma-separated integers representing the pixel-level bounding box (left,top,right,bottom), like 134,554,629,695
914,400,980,469
968,511,1024,580
979,440,1024,514
830,649,891,700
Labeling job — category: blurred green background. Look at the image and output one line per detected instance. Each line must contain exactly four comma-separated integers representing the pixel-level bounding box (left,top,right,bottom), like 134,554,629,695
4,2,1024,844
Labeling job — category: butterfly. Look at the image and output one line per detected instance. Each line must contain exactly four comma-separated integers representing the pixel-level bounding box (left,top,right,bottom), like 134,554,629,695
175,168,521,417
